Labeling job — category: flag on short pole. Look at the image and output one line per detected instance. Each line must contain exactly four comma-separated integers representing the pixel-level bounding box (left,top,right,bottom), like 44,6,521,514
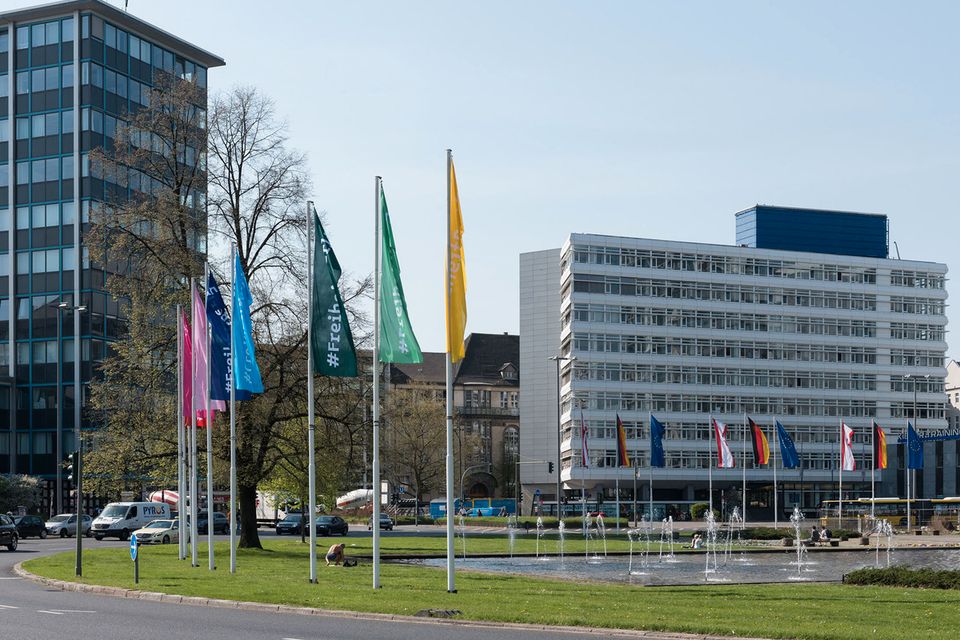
841,422,856,471
649,414,666,468
713,418,735,468
907,422,923,470
874,421,888,470
379,188,422,364
232,254,264,395
446,157,467,363
748,417,770,465
615,414,630,467
310,212,358,377
775,420,800,469
191,283,209,426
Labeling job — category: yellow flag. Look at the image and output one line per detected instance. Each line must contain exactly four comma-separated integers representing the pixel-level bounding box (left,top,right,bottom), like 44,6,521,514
446,152,467,362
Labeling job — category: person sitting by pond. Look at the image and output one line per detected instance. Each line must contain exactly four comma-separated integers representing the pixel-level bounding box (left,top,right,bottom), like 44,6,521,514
819,527,830,544
325,543,345,566
809,526,819,546
691,533,703,549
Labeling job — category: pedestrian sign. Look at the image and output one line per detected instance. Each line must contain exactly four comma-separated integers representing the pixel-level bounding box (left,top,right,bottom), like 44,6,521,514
130,534,139,561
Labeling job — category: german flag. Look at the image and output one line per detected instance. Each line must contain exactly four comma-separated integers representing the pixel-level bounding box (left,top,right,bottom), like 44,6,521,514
748,417,770,465
615,414,631,467
874,420,888,470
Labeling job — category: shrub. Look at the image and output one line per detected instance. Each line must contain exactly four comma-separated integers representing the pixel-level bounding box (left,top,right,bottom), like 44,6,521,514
844,566,960,590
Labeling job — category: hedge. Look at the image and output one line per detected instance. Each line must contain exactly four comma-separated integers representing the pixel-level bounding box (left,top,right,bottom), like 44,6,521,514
844,566,960,590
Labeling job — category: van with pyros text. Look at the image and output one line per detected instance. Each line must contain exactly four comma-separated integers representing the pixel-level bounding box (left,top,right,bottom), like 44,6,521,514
92,502,171,541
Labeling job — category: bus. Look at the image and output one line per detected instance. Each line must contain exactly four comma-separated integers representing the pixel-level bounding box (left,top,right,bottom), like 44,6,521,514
818,498,931,528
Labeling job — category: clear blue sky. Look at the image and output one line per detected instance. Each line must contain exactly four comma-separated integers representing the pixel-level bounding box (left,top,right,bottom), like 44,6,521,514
16,1,960,355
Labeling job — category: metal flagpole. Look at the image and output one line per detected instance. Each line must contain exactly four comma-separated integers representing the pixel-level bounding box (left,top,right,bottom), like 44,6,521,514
615,475,620,531
306,202,318,584
772,416,778,529
708,415,713,515
229,245,238,574
906,424,911,533
372,180,382,589
871,419,876,521
647,411,653,524
444,150,456,593
205,264,215,571
190,278,199,568
742,413,747,529
838,418,843,529
632,456,638,527
177,304,185,560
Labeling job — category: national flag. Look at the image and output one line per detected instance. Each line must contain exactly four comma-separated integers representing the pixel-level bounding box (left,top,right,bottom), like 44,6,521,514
206,273,251,404
445,152,467,363
310,209,358,377
615,414,630,467
580,409,589,468
775,420,800,469
713,418,735,468
232,253,264,394
907,422,923,470
748,417,770,465
379,187,423,364
873,420,888,470
841,422,856,471
191,282,209,426
649,414,666,468
180,308,192,425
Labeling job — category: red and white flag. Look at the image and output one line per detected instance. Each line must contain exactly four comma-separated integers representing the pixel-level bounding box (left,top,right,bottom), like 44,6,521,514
713,418,735,468
841,422,856,471
580,409,590,468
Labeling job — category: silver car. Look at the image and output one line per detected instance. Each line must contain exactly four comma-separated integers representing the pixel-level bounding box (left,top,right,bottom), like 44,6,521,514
45,513,93,538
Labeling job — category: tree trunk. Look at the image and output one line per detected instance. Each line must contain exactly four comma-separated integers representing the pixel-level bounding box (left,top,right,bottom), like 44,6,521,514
238,483,262,549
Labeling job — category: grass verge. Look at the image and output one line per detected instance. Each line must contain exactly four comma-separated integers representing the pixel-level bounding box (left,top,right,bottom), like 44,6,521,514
23,538,960,640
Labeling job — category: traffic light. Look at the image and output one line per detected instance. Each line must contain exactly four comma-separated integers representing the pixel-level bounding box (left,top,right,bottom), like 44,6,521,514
66,450,80,483
548,462,554,474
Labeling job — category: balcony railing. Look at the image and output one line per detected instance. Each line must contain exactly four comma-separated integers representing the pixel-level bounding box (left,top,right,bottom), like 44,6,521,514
456,405,519,417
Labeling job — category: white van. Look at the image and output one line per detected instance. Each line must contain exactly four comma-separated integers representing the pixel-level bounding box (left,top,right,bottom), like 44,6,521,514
92,502,171,540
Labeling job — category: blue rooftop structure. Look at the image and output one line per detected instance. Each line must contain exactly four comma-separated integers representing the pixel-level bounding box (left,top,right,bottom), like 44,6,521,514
735,205,889,259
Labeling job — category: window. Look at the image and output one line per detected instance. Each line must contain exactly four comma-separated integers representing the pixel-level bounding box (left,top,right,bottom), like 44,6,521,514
62,63,74,88
16,26,29,49
33,432,54,455
16,72,29,95
62,17,74,41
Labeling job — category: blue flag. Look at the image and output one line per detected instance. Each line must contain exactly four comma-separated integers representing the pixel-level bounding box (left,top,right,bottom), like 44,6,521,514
207,274,251,402
907,422,923,470
231,254,264,395
775,420,800,469
649,414,666,468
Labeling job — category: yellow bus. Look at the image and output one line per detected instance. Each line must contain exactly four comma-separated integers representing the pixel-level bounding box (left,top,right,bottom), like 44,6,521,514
818,498,929,528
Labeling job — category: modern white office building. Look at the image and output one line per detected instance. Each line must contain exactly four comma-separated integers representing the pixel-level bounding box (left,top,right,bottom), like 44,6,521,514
520,207,949,519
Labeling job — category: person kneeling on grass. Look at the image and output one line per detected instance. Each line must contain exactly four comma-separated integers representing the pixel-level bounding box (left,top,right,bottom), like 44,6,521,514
325,543,345,566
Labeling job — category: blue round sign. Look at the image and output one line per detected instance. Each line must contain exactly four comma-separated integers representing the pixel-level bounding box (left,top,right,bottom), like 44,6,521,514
130,534,139,561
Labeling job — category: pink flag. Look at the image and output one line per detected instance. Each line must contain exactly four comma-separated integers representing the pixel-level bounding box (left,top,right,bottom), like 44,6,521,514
192,283,209,427
713,418,736,468
181,309,192,424
841,423,856,471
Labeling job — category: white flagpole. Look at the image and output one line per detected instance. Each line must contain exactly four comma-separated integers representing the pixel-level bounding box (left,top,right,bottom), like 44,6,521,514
871,419,876,521
229,246,238,574
615,475,620,530
708,415,713,515
176,304,185,560
772,416,779,529
190,278,199,568
306,202,318,584
372,180,382,589
906,424,911,533
444,151,456,593
204,265,215,571
742,413,747,529
648,412,653,524
838,418,843,529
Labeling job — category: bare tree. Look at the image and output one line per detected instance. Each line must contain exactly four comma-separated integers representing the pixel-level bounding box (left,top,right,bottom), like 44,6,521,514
383,387,447,509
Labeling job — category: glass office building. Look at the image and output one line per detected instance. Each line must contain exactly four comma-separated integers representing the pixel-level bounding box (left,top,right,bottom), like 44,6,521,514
0,1,223,514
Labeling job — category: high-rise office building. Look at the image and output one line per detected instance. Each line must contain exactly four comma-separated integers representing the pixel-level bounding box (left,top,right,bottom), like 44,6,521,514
0,1,223,514
520,207,948,519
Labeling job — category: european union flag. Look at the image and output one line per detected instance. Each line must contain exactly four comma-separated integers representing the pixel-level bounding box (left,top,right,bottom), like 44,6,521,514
649,414,666,468
907,422,924,470
776,420,801,469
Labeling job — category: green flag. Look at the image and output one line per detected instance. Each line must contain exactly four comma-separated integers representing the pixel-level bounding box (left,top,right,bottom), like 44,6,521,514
311,212,358,377
379,189,423,364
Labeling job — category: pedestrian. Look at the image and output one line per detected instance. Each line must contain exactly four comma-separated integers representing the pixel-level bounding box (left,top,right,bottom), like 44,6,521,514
325,543,346,566
809,526,819,546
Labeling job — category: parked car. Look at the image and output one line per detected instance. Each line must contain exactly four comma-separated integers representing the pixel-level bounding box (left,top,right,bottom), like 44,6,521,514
45,514,92,538
197,511,229,535
132,519,182,545
13,515,47,539
368,514,394,531
0,514,18,551
315,515,349,536
275,513,306,536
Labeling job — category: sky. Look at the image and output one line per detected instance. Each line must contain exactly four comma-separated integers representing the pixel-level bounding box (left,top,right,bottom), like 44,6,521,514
12,1,959,355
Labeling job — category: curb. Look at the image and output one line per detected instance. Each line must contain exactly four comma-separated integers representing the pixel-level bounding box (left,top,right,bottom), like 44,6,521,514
13,561,767,640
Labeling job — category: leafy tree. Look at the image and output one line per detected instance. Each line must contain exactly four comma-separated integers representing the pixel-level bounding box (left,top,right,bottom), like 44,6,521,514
383,386,447,509
0,475,43,514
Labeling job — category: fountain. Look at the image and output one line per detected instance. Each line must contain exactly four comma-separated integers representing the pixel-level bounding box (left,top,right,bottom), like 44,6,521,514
558,520,566,564
658,516,677,562
506,515,517,558
596,514,608,557
535,516,548,560
703,509,727,581
727,507,751,564
627,516,652,576
787,506,811,580
873,518,894,568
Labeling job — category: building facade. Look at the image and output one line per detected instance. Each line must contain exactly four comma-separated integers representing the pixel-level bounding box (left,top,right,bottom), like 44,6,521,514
0,0,223,514
520,209,948,519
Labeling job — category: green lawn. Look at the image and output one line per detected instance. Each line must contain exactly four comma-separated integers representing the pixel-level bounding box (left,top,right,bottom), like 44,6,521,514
24,538,960,640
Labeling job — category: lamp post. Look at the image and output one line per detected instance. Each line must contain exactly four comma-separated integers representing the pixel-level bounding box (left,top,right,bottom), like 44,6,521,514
549,355,576,520
55,301,68,516
69,303,86,578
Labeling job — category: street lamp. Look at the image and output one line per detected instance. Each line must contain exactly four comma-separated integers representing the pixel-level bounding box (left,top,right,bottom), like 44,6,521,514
66,302,86,578
55,301,68,516
549,355,576,520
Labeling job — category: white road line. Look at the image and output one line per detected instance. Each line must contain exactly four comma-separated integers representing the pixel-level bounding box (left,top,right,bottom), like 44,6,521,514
0,604,19,609
36,610,64,615
48,610,96,614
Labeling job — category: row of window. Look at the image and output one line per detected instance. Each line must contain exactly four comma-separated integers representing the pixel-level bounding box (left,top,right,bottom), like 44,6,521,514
890,349,945,367
14,18,74,50
14,64,74,95
14,110,74,141
566,420,915,444
571,363,881,391
3,201,83,231
890,296,946,315
0,248,80,278
572,450,877,471
570,274,881,311
889,323,945,342
0,338,105,369
14,156,74,186
568,304,880,338
890,270,946,289
81,61,152,108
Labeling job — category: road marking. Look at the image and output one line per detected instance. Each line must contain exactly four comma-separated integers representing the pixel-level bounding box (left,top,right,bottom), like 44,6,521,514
37,610,64,615
0,604,19,609
0,577,20,580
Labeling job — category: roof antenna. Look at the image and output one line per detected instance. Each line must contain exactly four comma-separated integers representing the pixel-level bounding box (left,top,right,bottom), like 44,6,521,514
893,241,901,259
124,0,129,11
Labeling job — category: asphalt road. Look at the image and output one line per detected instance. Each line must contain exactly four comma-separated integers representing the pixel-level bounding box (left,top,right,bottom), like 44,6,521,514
0,531,614,640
